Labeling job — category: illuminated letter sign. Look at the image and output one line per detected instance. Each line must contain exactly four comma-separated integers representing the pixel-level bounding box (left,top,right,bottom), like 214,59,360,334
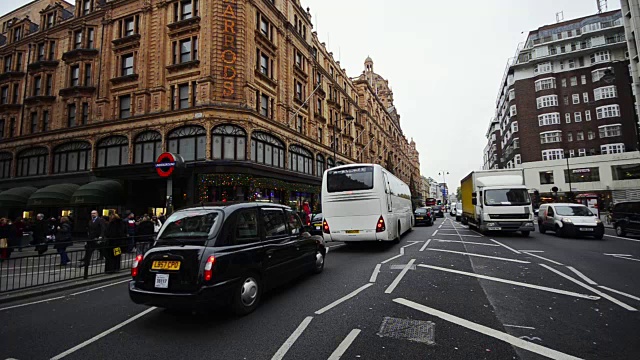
221,0,238,98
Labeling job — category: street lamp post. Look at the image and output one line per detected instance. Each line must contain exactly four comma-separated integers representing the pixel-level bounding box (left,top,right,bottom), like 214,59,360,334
438,171,449,204
332,115,354,167
565,153,573,201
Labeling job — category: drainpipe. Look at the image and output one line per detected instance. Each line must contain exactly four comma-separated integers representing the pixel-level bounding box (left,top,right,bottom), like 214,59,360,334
19,43,32,136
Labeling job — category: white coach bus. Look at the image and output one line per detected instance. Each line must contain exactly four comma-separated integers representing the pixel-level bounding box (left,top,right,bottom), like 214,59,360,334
321,163,413,243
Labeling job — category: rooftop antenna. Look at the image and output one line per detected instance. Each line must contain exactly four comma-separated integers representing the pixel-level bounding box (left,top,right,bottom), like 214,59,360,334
556,11,564,23
597,0,607,13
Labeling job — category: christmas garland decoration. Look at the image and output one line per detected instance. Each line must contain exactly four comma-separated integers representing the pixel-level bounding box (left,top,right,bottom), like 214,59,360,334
198,174,320,203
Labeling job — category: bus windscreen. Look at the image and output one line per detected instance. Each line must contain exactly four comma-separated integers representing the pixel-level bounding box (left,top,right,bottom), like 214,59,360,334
327,166,374,193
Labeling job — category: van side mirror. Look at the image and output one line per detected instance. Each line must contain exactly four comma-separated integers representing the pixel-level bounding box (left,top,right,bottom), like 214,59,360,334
471,198,477,206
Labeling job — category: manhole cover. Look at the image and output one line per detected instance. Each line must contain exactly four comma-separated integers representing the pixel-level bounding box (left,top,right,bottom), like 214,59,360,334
377,316,435,345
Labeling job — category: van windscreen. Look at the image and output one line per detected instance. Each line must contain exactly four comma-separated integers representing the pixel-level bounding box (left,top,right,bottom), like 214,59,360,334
327,166,374,193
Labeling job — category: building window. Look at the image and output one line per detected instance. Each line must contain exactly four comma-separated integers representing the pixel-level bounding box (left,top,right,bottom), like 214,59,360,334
581,75,587,85
0,119,4,139
134,131,162,164
86,27,94,48
67,103,76,127
561,78,567,87
84,63,92,86
594,86,617,101
599,124,622,138
0,86,7,104
539,171,554,184
294,50,303,69
577,131,584,140
96,136,129,167
612,164,640,180
48,41,56,60
17,147,48,177
596,104,620,119
540,131,562,144
568,59,575,69
257,12,272,40
570,77,577,86
124,17,135,37
33,76,42,96
258,50,269,76
316,154,325,177
251,132,285,168
119,95,131,118
0,152,11,179
569,149,575,157
37,43,45,61
30,112,38,133
74,30,83,49
42,110,49,131
534,77,556,91
46,13,55,29
295,80,303,100
173,36,198,64
565,113,571,123
572,94,580,104
583,92,589,103
541,149,564,161
212,124,246,160
534,62,552,74
318,127,323,143
565,168,600,183
53,142,91,174
590,51,610,64
45,75,53,95
289,145,313,175
585,110,591,121
296,115,303,133
121,54,134,76
509,105,517,116
9,118,15,137
70,65,80,86
574,112,582,122
567,132,573,142
178,83,189,109
259,93,269,117
592,68,612,82
578,148,586,157
167,125,206,161
508,89,515,101
12,84,19,104
174,0,199,22
512,121,518,132
82,0,92,16
81,102,89,124
536,95,558,109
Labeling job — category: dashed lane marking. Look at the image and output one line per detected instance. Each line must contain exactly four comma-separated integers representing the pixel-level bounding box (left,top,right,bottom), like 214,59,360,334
417,264,600,300
522,251,564,266
490,239,522,254
385,259,416,294
425,248,530,264
315,283,374,315
432,230,438,236
271,316,314,360
393,298,583,360
539,264,636,311
328,329,361,360
369,264,382,283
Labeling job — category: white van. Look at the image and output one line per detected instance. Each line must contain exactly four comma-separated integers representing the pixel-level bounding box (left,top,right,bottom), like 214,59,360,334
321,164,413,243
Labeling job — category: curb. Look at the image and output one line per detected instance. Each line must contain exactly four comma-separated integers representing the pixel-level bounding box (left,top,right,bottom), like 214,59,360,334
0,272,130,305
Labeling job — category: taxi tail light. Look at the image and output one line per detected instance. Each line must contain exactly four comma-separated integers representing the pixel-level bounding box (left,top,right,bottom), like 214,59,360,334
376,216,386,232
323,220,330,234
203,255,216,281
131,254,143,278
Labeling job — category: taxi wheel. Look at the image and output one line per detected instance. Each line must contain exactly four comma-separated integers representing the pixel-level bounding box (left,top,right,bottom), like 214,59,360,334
231,274,261,316
313,250,325,274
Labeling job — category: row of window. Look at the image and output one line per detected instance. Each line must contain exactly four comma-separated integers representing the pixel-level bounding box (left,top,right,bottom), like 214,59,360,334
534,51,611,75
540,125,622,144
541,143,626,161
540,163,640,185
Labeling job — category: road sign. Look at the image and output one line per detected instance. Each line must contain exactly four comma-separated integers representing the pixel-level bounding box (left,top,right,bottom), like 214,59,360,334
155,152,181,178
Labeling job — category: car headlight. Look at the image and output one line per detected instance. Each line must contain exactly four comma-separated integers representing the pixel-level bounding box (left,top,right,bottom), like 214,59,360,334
486,222,497,227
595,219,602,224
561,218,572,223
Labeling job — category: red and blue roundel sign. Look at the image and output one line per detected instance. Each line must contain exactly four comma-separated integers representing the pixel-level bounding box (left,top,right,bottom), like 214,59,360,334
155,152,178,178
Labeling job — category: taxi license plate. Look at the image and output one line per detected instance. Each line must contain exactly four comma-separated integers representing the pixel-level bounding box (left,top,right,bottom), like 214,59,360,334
315,226,321,230
151,261,181,270
580,228,594,232
416,217,424,220
345,230,360,234
155,274,169,288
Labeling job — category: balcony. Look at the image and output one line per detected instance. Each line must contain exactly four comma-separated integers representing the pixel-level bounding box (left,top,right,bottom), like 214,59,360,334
0,71,25,83
62,48,99,63
112,34,141,52
24,95,56,105
28,60,59,71
59,85,96,98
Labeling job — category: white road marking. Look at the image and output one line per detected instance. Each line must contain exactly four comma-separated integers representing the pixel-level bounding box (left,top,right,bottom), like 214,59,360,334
400,247,405,255
70,279,131,296
437,233,482,237
504,324,536,330
385,259,416,294
604,234,640,242
327,329,361,360
369,264,382,283
565,266,597,285
417,264,599,300
50,307,157,360
470,229,485,237
326,244,346,253
381,254,403,264
393,298,583,360
612,255,640,262
490,239,521,254
520,250,545,253
603,253,631,256
401,242,421,249
271,316,314,360
0,296,66,312
433,239,500,247
315,283,374,315
432,230,439,236
438,224,442,229
522,251,564,266
539,264,636,311
419,239,432,252
425,248,530,264
598,286,640,301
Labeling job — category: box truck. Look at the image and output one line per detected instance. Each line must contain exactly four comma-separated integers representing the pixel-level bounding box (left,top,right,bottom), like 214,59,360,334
460,169,535,236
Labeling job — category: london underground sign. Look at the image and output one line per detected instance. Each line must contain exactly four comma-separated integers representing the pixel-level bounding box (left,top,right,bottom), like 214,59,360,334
155,152,182,178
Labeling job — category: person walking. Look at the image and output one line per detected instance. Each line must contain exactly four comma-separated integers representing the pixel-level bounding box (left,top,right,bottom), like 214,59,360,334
126,212,137,252
31,214,49,255
137,215,155,254
152,216,163,234
79,210,106,267
0,218,17,261
55,217,72,266
104,213,126,273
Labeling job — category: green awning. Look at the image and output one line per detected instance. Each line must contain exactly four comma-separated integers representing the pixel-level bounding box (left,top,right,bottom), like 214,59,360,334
27,184,80,207
71,180,123,205
0,187,38,208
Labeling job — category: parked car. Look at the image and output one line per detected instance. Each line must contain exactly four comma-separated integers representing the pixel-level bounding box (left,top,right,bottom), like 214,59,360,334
449,202,458,216
537,203,604,239
310,213,324,236
129,203,326,315
455,203,463,222
414,207,434,226
611,201,640,237
431,205,445,218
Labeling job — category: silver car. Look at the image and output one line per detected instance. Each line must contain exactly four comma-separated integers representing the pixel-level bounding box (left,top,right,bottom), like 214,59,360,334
537,203,604,239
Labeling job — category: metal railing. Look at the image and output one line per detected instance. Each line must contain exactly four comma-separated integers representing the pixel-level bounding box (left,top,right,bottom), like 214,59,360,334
0,236,153,293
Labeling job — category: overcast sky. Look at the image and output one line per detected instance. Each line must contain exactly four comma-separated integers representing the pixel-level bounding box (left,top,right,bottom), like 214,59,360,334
0,0,621,190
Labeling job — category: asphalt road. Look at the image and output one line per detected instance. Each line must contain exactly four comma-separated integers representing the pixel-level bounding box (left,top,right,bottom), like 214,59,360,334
1,215,639,360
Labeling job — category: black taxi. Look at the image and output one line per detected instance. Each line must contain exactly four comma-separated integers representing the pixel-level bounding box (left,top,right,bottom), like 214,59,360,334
129,203,325,315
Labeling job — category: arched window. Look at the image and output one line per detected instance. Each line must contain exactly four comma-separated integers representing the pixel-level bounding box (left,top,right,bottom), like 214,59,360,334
212,124,246,160
167,125,206,161
251,131,284,168
134,131,162,164
17,148,48,177
289,145,313,175
327,157,335,168
0,152,12,179
53,142,90,173
316,154,325,177
96,136,129,167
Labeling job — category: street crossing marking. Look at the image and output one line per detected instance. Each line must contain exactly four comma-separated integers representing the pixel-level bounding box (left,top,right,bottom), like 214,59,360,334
369,264,382,283
385,259,416,294
425,248,530,264
417,264,600,300
328,329,361,360
315,283,374,315
565,266,597,285
539,264,637,311
522,251,564,266
271,316,314,360
490,239,521,254
393,298,583,360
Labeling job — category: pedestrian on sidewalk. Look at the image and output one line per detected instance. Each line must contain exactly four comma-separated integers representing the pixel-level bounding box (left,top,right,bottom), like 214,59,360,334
55,217,72,266
104,213,126,274
32,214,49,255
0,218,17,261
152,216,163,234
126,212,137,253
79,210,106,268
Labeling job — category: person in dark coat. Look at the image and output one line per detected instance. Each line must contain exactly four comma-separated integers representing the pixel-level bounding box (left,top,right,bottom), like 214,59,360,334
137,216,155,242
0,218,18,261
79,210,107,267
55,217,72,266
104,213,126,273
31,213,49,255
